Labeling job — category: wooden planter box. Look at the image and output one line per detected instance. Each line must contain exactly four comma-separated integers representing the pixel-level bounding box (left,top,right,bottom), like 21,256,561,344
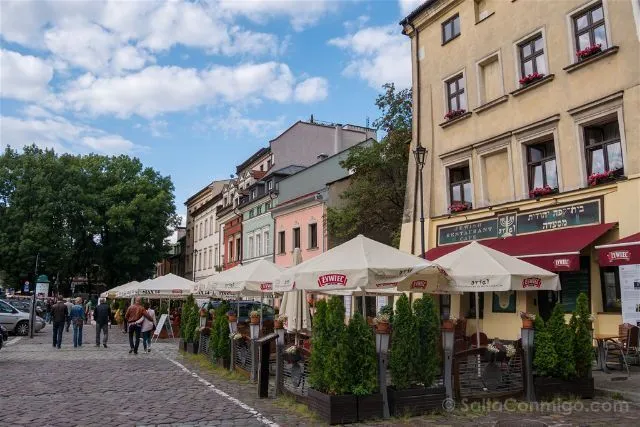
216,357,231,370
308,388,358,425
357,393,383,422
186,341,199,354
179,338,186,351
387,386,446,417
534,376,594,400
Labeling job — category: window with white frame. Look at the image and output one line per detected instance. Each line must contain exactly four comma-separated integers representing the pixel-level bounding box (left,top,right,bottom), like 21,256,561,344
293,227,301,249
442,14,460,44
203,248,207,269
517,33,547,78
268,180,273,191
477,53,503,105
210,216,213,235
584,119,624,177
199,251,202,270
209,247,213,269
235,236,241,261
195,224,198,241
448,163,473,208
256,233,262,257
264,230,269,255
445,74,466,113
573,2,608,55
204,219,208,237
248,236,254,259
526,140,558,192
214,246,219,268
309,223,318,249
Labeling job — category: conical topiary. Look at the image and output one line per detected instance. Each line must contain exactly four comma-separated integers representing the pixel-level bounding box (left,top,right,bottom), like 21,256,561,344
390,294,418,389
533,315,558,377
547,304,576,379
325,297,349,395
414,295,440,387
309,299,329,392
570,293,593,378
346,312,378,395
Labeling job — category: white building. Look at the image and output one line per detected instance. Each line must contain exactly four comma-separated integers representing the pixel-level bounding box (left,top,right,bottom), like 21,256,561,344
191,180,227,282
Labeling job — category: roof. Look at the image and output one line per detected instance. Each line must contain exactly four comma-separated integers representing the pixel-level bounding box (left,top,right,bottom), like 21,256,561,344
399,0,440,26
262,165,306,179
269,120,375,143
236,147,270,173
326,174,352,186
184,179,229,206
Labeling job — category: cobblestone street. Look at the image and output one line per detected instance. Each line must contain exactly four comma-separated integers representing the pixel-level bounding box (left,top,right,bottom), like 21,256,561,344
3,325,640,427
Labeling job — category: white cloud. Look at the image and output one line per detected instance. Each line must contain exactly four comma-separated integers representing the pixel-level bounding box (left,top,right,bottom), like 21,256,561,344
343,15,370,32
329,25,411,89
399,0,424,17
207,108,286,138
0,49,54,102
62,62,325,118
0,113,140,155
294,77,329,103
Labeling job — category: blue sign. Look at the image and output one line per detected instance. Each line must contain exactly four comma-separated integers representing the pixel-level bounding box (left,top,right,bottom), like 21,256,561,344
23,281,30,292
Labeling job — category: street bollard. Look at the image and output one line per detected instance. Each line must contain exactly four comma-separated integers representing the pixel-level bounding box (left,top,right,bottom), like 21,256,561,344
442,326,454,400
376,331,390,419
250,323,260,382
522,326,536,402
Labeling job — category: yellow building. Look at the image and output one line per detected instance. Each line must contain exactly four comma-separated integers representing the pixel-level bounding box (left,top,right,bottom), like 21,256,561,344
399,0,640,339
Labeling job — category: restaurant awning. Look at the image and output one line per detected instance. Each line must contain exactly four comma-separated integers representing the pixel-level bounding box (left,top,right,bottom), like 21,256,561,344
425,223,617,272
596,232,640,266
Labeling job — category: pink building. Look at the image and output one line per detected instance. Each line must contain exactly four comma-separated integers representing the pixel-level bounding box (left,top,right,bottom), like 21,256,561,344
273,196,325,268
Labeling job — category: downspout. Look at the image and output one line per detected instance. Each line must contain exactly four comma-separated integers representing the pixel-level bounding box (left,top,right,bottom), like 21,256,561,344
404,22,421,255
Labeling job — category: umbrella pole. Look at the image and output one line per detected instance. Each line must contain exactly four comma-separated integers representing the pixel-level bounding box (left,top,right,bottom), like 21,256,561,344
362,294,366,318
475,292,481,349
260,292,263,331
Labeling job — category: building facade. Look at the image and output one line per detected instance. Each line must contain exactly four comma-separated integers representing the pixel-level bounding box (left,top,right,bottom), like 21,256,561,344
400,0,640,339
155,228,186,278
192,182,226,282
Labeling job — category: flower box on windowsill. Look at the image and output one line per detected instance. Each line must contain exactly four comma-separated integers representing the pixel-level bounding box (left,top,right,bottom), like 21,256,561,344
529,186,558,199
439,111,472,128
577,44,602,60
510,74,555,97
519,72,545,86
588,169,623,187
449,202,472,214
563,46,619,73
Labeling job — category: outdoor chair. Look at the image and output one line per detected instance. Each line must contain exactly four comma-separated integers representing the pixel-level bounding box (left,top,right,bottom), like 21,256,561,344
468,332,489,348
604,325,639,376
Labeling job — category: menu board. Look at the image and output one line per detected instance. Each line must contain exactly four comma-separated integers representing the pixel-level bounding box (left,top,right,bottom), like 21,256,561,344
619,264,640,326
559,270,590,312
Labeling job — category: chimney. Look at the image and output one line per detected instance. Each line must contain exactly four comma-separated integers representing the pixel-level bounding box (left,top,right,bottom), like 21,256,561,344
317,153,328,161
334,124,343,154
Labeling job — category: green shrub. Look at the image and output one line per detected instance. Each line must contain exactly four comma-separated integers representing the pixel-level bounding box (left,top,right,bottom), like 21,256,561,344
533,315,558,377
309,299,328,392
380,304,394,325
325,297,349,395
570,293,593,378
210,301,230,361
346,312,378,395
180,296,194,340
546,304,576,379
390,294,418,389
414,295,440,387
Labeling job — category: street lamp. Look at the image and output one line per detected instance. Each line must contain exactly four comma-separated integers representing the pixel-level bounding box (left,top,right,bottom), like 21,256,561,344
413,144,427,259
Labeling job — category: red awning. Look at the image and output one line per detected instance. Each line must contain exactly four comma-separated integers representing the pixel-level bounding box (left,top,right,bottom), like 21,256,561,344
596,232,640,266
425,223,617,271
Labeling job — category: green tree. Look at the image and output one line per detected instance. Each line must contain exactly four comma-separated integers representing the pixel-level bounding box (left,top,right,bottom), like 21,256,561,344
547,304,576,379
181,295,196,342
414,296,440,387
210,301,230,361
346,312,378,395
325,297,350,395
533,315,558,377
570,293,593,378
390,294,418,389
327,83,411,248
309,299,329,392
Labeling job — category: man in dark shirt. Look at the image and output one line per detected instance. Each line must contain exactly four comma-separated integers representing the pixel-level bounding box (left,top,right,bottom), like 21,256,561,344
50,297,68,349
125,297,151,354
94,298,110,348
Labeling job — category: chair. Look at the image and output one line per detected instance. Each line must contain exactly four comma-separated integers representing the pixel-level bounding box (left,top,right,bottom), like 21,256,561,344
604,325,639,376
468,332,488,347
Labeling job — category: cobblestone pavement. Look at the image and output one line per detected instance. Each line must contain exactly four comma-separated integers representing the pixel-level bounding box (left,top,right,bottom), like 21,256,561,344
3,326,640,426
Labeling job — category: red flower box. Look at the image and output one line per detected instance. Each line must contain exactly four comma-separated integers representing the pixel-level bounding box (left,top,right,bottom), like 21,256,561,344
577,44,602,60
519,72,545,86
449,202,471,213
444,109,466,120
529,185,556,198
588,170,617,186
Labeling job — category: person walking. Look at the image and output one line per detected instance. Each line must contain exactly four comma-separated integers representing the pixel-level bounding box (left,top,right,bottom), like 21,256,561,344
70,297,85,348
51,297,68,349
84,299,93,325
136,302,156,353
64,298,73,332
124,297,152,355
94,298,110,348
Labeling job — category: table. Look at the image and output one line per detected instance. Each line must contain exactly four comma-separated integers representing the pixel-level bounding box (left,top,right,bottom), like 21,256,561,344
594,334,623,373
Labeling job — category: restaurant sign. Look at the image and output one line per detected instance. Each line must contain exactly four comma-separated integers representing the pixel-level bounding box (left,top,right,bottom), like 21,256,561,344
438,199,601,245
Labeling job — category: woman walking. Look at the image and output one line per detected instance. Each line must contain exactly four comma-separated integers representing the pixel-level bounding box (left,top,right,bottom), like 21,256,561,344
136,302,156,353
70,297,85,348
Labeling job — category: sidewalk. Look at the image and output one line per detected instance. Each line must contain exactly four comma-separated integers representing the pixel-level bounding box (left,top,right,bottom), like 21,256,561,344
594,365,640,403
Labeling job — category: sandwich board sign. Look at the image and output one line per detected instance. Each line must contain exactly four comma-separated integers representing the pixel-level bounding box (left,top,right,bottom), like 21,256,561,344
152,313,174,342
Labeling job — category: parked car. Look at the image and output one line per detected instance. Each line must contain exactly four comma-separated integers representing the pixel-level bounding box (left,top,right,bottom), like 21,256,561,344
4,299,46,332
0,299,45,335
201,300,275,334
0,324,8,350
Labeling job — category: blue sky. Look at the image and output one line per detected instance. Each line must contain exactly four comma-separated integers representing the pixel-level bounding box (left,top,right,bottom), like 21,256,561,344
0,0,422,219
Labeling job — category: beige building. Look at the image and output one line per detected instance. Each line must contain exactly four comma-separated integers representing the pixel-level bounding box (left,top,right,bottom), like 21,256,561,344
400,0,640,339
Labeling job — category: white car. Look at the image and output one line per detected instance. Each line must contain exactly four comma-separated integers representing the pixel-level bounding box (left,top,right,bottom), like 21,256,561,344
0,299,45,335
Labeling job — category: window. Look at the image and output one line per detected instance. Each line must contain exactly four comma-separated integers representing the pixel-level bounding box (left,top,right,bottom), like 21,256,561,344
267,159,272,169
449,164,473,207
474,0,492,23
260,165,264,171
446,74,466,112
0,300,15,313
195,224,198,241
257,206,262,215
264,231,269,255
439,295,451,320
278,231,286,254
573,3,608,52
265,201,271,211
204,219,208,237
203,248,207,269
256,233,262,257
477,54,503,104
214,246,219,268
518,34,546,77
268,180,273,191
467,292,484,319
600,267,621,312
584,120,624,175
198,251,202,270
309,223,318,249
293,227,301,249
228,240,234,262
249,209,254,219
248,236,254,259
235,236,241,261
527,140,558,190
442,14,460,44
251,189,257,199
209,216,213,235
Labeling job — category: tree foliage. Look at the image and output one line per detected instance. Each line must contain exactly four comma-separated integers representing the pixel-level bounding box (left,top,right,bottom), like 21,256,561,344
327,83,411,248
414,296,440,387
0,145,178,293
210,300,230,361
325,297,350,395
570,293,593,378
309,299,329,392
390,294,418,389
534,305,577,379
533,316,558,377
346,312,378,396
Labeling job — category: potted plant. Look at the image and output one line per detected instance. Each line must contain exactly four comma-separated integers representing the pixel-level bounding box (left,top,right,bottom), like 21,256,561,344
373,312,391,334
442,316,457,331
519,72,545,86
569,293,595,396
487,339,517,363
519,311,536,329
284,345,303,363
210,301,231,368
449,202,471,213
274,314,287,330
249,309,260,325
577,43,602,60
444,108,466,120
308,298,358,424
388,295,446,417
588,169,617,186
227,309,237,323
347,311,381,422
529,185,556,199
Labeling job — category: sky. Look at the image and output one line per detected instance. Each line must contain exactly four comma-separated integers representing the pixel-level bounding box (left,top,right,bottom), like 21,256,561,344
0,0,423,224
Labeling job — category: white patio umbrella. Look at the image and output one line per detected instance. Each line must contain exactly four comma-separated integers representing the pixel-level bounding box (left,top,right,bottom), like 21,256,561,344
433,241,560,348
279,248,311,338
273,235,449,292
100,280,139,298
134,273,194,298
116,279,149,298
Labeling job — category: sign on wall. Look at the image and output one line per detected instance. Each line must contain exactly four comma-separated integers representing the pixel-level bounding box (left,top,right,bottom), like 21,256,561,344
437,199,602,245
619,264,640,327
